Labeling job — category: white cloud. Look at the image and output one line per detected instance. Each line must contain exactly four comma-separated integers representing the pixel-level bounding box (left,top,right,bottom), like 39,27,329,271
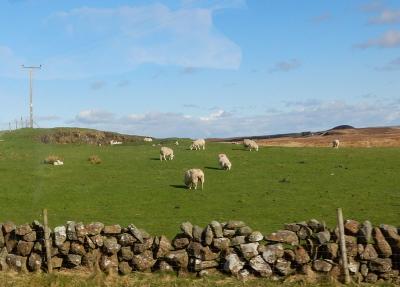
369,9,400,24
69,98,400,138
269,59,301,73
355,30,400,49
40,3,242,78
375,57,400,71
74,109,115,124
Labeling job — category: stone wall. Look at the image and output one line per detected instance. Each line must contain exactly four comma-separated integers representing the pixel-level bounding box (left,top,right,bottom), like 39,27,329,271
0,219,399,284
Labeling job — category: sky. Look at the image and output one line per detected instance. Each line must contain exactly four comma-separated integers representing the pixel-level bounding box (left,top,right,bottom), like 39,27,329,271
0,0,400,138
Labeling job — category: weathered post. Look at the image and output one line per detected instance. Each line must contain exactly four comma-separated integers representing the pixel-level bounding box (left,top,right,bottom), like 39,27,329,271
43,208,53,273
337,208,350,284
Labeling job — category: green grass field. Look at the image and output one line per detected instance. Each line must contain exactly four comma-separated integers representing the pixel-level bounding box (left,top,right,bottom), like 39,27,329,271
0,128,399,238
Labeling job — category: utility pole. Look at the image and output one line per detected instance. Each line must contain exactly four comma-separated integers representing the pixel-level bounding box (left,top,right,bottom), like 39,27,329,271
22,65,42,128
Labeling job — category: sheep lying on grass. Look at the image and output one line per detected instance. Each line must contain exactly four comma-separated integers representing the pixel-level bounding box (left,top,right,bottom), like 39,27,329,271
44,155,63,165
160,147,174,161
184,169,205,190
218,154,232,170
190,139,206,150
332,139,340,148
243,139,259,151
110,140,122,145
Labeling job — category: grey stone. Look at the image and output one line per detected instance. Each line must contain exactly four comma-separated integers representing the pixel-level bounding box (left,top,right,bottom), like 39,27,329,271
348,257,360,273
119,246,134,261
191,258,219,271
203,225,213,246
369,258,392,273
0,247,8,271
6,254,27,272
180,222,193,238
212,237,230,251
360,263,369,277
365,273,378,283
360,244,378,261
316,230,330,244
28,253,42,272
90,234,103,247
344,219,360,235
156,235,172,258
248,231,263,242
249,255,272,277
284,223,301,232
165,250,189,270
265,230,299,245
23,231,36,242
128,224,144,243
58,241,70,255
54,226,67,246
173,235,190,250
103,225,121,235
223,253,245,275
192,225,203,242
210,221,223,238
223,229,236,238
33,242,42,253
70,242,86,256
313,259,333,272
275,258,293,276
297,225,313,240
17,241,33,256
294,246,310,265
237,226,253,236
118,261,132,275
75,222,88,240
2,222,16,234
118,233,136,246
230,236,246,246
373,227,392,258
359,220,373,244
225,220,246,229
85,222,104,236
66,221,78,241
240,242,259,260
100,254,118,273
261,244,284,264
158,260,174,272
67,254,82,267
132,250,156,271
103,237,121,254
15,224,32,236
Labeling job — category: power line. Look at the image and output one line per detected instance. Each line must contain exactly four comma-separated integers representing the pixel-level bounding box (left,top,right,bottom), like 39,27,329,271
22,64,42,128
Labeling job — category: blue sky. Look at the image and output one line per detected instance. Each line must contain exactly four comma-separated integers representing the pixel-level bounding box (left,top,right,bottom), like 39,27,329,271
1,0,400,137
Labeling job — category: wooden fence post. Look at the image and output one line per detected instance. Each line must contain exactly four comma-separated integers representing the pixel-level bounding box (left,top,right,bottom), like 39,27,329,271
43,208,53,273
337,208,350,284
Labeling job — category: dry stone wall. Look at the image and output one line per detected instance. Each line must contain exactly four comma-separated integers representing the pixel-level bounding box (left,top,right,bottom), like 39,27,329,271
0,219,399,284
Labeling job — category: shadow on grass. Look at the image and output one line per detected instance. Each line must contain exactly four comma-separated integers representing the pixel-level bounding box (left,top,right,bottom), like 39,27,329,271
150,157,160,160
231,148,246,151
170,184,187,189
205,166,221,170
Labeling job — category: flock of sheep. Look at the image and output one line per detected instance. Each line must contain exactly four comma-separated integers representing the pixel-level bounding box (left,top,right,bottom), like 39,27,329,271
158,138,259,190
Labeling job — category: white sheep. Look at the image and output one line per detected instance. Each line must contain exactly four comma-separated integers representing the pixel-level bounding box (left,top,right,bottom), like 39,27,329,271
160,147,174,161
110,140,123,145
190,139,206,150
332,139,340,148
218,154,232,170
175,141,179,146
184,168,205,190
243,139,259,151
53,160,64,166
144,137,153,142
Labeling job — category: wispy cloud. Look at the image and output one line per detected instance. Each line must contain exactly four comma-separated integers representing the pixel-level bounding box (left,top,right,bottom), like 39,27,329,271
311,12,331,23
269,59,301,73
355,30,400,49
181,66,197,75
90,80,106,90
68,98,400,138
117,79,130,87
40,3,242,79
375,57,400,71
369,9,400,24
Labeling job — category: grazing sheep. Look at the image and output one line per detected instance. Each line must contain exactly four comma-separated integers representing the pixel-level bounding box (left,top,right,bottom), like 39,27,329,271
160,147,174,161
218,154,232,170
243,139,259,151
144,137,153,142
190,139,206,150
110,140,122,145
175,141,179,146
53,160,64,166
332,139,340,148
184,169,205,190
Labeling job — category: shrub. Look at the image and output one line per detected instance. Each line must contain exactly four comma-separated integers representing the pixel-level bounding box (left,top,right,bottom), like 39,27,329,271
44,155,62,164
88,155,102,164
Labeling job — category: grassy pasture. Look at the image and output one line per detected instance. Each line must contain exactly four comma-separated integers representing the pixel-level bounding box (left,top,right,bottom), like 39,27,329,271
0,128,399,238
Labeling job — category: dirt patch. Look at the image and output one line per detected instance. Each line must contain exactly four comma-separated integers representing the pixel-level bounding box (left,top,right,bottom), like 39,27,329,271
235,127,400,148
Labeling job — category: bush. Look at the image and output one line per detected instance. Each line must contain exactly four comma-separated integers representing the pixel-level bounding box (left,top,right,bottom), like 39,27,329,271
88,155,102,164
44,155,62,164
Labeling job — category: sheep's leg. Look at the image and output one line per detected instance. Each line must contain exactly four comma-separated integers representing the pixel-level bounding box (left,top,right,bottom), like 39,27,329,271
160,154,163,161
